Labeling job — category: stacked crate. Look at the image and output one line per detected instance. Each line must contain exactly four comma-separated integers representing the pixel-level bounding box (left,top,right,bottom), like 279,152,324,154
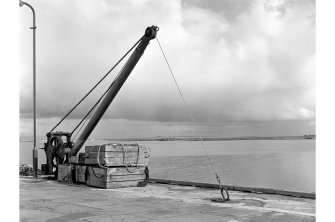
84,143,150,166
84,143,150,188
57,143,151,188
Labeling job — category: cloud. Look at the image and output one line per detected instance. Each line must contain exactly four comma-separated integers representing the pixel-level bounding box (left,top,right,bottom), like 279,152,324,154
181,0,256,22
20,0,315,128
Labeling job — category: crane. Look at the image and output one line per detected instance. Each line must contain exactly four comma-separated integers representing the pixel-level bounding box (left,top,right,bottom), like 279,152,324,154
42,26,159,176
40,25,229,201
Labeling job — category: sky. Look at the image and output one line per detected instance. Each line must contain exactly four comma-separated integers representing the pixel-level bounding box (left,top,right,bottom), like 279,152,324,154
19,0,315,140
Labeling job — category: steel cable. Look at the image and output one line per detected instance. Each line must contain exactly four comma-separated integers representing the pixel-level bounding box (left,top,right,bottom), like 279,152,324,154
50,36,144,132
156,37,230,201
71,62,127,139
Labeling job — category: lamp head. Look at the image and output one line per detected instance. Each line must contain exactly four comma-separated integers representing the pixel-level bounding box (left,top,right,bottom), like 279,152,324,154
19,0,24,7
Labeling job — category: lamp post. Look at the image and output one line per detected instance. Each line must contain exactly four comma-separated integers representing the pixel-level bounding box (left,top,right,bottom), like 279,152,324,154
20,0,38,178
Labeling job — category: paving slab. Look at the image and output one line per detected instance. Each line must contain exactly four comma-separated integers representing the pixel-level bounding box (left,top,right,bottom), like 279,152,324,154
20,177,315,221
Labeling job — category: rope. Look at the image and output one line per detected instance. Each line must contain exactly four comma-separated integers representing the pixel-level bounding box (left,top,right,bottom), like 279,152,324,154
137,166,149,187
95,143,142,168
62,165,76,184
136,143,140,167
121,143,136,173
50,36,143,132
97,144,109,169
72,58,127,140
72,100,97,140
90,167,105,179
92,143,146,180
89,143,146,181
88,143,150,186
156,37,230,202
121,143,125,164
96,143,143,173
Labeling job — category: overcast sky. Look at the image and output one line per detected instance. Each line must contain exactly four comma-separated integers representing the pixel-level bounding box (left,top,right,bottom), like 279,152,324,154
19,0,315,140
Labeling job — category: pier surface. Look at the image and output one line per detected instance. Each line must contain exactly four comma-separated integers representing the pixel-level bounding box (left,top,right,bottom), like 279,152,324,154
20,177,315,222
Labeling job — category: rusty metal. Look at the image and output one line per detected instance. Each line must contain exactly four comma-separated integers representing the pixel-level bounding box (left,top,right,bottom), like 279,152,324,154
43,131,73,175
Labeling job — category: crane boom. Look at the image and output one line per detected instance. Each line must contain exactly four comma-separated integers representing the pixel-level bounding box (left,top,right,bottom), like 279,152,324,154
42,26,158,175
68,26,159,157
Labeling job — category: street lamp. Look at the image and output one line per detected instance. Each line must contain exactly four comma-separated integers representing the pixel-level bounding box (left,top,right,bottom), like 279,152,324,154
20,0,38,178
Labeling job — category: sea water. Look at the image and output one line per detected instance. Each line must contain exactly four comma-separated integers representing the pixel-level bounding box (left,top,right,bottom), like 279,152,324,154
20,139,315,193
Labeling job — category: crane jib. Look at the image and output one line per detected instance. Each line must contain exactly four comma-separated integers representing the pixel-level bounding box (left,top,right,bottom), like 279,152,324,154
42,26,159,175
69,26,159,157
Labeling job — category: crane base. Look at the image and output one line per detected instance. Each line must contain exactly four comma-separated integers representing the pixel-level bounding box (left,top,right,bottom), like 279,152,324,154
57,164,148,189
86,166,147,189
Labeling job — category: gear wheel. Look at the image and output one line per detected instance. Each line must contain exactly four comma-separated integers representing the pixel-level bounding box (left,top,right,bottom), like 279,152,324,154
44,136,65,176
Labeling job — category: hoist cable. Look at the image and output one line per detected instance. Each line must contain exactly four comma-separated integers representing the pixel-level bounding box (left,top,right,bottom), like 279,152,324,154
156,37,230,202
71,99,97,141
71,82,112,138
50,36,144,132
72,61,127,139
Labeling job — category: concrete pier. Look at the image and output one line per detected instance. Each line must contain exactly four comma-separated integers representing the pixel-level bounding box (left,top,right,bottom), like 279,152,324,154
20,177,315,221
149,178,316,199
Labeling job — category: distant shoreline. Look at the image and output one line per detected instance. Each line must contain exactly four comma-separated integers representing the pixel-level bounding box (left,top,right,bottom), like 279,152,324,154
100,135,316,142
20,135,315,143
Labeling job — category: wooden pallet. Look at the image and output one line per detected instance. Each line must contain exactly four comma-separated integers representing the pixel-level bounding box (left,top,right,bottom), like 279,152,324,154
57,164,73,182
84,143,150,167
86,166,148,189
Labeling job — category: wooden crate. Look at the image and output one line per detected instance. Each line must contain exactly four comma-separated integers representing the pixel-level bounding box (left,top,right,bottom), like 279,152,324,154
86,166,148,189
85,143,150,167
68,155,77,163
78,153,86,164
57,164,73,182
75,165,87,183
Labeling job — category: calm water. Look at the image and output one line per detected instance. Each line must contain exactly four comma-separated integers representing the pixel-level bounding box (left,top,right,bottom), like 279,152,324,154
20,139,315,193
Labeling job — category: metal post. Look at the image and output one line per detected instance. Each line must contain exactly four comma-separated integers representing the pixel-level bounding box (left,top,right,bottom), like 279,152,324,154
20,0,38,178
